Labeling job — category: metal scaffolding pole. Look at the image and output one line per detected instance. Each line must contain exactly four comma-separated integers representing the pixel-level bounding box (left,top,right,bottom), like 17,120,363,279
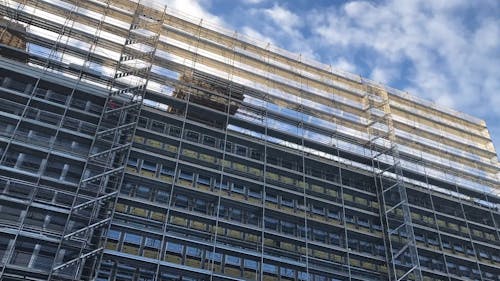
364,83,422,281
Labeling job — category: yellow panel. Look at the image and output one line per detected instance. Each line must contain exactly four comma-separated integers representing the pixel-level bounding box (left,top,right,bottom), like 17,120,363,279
362,261,376,270
243,271,256,279
372,201,379,209
225,267,240,277
146,139,162,148
151,211,165,222
105,241,118,250
264,238,275,246
411,212,421,221
233,162,247,172
182,149,198,158
343,193,353,202
314,250,328,259
191,221,206,230
311,184,323,193
265,202,278,209
171,216,187,226
326,188,338,197
140,170,156,178
165,255,182,264
280,242,293,251
165,144,178,153
122,245,139,255
126,166,137,173
350,258,361,267
248,197,261,204
436,219,446,228
448,223,459,231
178,179,192,187
143,249,158,259
354,197,368,206
115,203,127,213
247,234,258,242
185,258,201,267
266,172,279,181
248,167,262,176
297,181,307,189
199,153,215,163
281,176,294,185
197,183,211,190
459,226,468,234
133,136,145,143
131,207,148,217
159,175,173,183
217,226,225,235
227,229,241,239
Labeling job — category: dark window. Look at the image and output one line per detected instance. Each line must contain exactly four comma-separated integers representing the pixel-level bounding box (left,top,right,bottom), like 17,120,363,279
169,126,181,137
202,135,216,147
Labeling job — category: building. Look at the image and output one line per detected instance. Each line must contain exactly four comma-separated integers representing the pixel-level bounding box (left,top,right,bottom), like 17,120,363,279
0,0,499,281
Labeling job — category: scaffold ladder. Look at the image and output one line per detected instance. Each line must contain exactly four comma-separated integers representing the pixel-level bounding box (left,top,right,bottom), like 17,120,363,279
50,3,164,279
364,84,422,281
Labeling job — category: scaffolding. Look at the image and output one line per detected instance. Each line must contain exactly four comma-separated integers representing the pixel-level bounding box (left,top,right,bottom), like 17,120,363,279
364,83,422,281
0,1,165,279
55,3,164,280
0,1,498,281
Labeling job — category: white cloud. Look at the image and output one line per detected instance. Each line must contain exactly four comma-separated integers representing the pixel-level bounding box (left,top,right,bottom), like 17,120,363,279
149,0,500,154
241,26,275,45
331,57,357,73
310,0,499,112
261,3,301,35
242,0,267,4
153,0,225,27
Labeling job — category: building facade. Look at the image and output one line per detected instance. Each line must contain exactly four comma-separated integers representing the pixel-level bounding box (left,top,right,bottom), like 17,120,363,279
0,1,499,281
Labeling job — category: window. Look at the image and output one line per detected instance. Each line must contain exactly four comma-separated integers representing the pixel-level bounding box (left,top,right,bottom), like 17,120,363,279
250,149,262,160
244,259,258,270
263,263,277,274
282,221,295,235
281,197,294,208
225,255,240,266
215,179,228,190
145,237,160,249
127,157,138,167
230,208,242,221
166,242,182,253
169,126,181,137
185,131,199,142
155,190,169,204
264,217,278,230
235,145,247,157
194,199,207,214
248,188,261,199
313,229,326,242
107,229,121,240
186,246,201,257
174,194,188,208
179,170,193,181
136,186,151,199
202,135,216,147
222,141,232,153
231,183,245,194
266,193,278,203
280,267,295,278
151,121,165,133
124,233,142,244
197,175,211,186
142,161,156,172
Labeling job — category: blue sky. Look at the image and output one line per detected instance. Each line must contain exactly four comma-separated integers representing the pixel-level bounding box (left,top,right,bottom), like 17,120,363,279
156,0,500,158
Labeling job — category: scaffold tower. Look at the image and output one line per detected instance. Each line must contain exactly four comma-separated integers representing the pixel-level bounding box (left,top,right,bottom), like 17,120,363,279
365,83,422,281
